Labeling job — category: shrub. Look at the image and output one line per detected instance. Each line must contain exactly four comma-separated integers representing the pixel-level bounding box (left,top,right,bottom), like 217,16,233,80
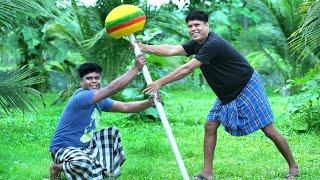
288,79,320,132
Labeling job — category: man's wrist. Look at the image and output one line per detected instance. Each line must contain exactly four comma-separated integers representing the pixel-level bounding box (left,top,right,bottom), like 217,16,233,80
145,98,153,107
132,66,140,72
140,44,146,52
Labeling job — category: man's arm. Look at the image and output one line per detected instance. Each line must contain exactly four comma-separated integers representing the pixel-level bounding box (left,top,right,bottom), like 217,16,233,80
143,58,203,93
139,44,187,56
109,99,153,113
92,56,145,104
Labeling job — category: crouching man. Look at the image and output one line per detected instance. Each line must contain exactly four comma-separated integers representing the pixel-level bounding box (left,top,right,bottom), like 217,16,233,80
49,56,157,179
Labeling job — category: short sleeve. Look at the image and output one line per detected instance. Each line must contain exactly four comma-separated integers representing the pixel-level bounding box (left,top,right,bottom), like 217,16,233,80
100,98,114,112
71,89,94,109
182,40,196,56
194,40,219,64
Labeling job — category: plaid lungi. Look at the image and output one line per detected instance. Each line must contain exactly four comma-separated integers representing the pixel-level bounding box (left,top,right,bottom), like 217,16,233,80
207,71,274,136
53,127,125,180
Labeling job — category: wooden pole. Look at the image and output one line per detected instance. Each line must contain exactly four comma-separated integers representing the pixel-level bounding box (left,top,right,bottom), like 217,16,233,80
129,34,189,180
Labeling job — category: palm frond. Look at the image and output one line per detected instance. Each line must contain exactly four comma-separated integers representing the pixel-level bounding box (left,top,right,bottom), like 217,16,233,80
0,0,74,34
147,9,189,41
81,29,106,50
289,1,320,54
42,22,83,48
0,66,43,114
259,0,303,37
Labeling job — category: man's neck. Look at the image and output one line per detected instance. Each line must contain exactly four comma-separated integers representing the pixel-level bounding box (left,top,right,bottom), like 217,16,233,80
196,31,210,44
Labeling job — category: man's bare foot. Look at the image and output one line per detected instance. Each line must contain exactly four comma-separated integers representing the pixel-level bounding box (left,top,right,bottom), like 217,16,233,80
193,172,213,180
285,166,299,180
50,163,62,180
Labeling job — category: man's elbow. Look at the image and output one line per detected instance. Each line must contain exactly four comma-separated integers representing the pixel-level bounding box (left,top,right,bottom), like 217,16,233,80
163,50,175,56
121,103,139,113
119,103,130,112
182,65,194,75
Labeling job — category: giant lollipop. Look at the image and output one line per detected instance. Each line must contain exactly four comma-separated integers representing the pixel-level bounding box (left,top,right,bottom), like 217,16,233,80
105,4,189,180
105,5,146,39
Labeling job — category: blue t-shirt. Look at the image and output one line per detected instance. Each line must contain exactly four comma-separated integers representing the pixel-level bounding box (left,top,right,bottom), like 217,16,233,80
49,88,113,153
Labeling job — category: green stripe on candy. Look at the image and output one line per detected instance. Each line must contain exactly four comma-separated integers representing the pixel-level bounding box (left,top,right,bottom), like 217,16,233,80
105,10,144,29
107,16,146,34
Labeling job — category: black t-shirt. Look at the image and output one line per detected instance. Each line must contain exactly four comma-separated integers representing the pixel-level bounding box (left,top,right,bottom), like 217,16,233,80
182,32,254,104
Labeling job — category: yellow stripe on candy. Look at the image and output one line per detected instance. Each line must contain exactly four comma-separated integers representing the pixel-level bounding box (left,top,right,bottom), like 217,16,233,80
105,5,141,22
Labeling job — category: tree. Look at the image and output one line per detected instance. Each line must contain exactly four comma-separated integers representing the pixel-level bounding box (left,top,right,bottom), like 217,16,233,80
228,0,319,93
289,0,320,59
0,66,43,114
1,0,141,104
0,0,59,112
258,0,319,78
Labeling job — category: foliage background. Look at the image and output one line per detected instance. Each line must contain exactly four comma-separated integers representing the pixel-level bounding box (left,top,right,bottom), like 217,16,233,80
0,0,319,179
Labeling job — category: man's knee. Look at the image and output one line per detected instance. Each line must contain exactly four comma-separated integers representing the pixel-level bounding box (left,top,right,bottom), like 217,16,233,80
204,121,220,133
262,123,281,139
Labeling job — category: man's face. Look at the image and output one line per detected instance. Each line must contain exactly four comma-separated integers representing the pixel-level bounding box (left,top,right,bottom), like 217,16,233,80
187,20,209,44
80,72,101,90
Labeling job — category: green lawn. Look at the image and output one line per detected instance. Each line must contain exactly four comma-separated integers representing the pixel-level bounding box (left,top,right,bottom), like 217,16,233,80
0,89,319,179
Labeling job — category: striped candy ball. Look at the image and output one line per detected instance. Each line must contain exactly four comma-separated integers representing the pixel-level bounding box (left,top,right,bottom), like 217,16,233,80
105,4,146,39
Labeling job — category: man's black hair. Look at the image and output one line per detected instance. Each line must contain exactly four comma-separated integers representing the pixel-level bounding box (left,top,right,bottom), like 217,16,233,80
185,10,208,23
78,63,102,78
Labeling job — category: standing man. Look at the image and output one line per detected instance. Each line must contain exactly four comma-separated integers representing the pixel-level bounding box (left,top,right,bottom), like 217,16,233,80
49,56,157,179
140,10,298,179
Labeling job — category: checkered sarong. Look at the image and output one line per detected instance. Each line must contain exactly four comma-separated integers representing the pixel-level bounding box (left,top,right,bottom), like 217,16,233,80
53,127,125,180
207,71,274,136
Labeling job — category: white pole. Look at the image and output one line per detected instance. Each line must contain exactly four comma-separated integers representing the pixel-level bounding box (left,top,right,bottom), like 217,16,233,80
129,34,189,180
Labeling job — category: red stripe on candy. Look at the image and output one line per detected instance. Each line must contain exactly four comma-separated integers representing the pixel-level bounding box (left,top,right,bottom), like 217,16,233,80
107,15,146,34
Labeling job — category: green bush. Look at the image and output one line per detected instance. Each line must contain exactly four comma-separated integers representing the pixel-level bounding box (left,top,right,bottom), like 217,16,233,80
287,73,320,132
289,95,320,132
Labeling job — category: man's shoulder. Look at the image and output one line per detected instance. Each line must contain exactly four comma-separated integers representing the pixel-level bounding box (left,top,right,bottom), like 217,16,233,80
207,32,221,42
203,34,221,48
74,88,88,93
67,88,95,106
205,32,229,48
73,88,94,96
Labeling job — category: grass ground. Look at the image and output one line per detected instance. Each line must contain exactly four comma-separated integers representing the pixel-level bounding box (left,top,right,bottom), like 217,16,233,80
0,88,319,179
